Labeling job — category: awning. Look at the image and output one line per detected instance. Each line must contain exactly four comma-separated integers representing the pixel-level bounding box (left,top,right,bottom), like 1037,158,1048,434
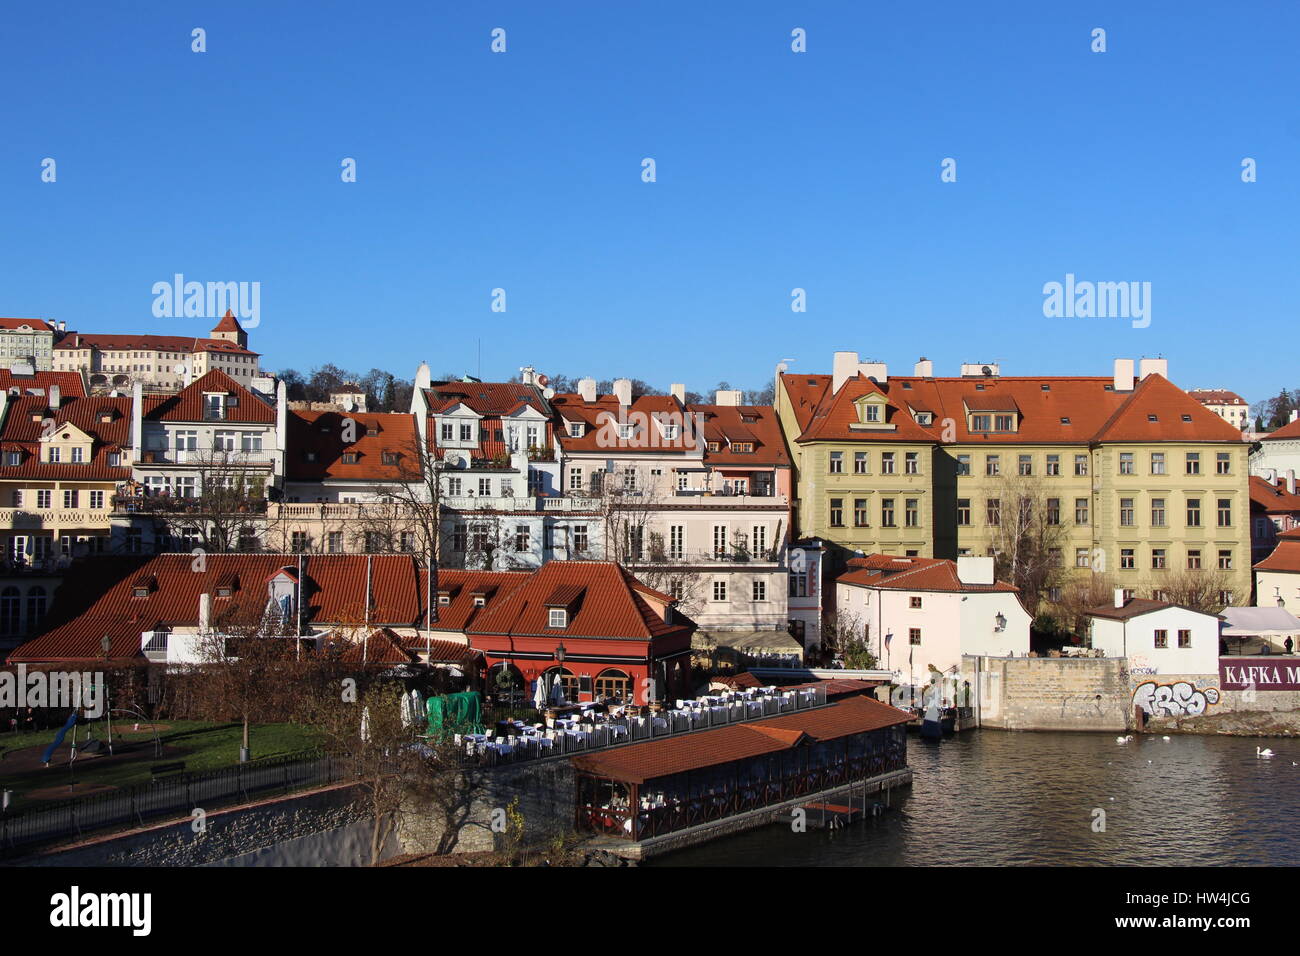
1220,607,1300,637
693,629,803,654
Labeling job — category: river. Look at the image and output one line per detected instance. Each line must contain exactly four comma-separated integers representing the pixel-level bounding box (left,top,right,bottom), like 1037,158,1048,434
653,729,1300,866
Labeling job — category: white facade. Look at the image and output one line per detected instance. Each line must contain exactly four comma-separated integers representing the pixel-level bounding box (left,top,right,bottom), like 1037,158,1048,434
1087,603,1220,675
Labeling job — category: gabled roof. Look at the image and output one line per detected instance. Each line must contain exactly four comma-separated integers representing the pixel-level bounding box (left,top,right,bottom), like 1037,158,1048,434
210,311,244,334
55,333,257,356
550,392,694,454
1254,529,1300,573
1187,389,1247,406
1261,418,1300,442
425,382,549,418
838,554,1018,593
146,369,275,424
1085,597,1215,621
0,395,132,480
1250,476,1300,515
334,628,418,666
416,568,531,632
0,369,85,398
286,410,419,482
0,317,57,332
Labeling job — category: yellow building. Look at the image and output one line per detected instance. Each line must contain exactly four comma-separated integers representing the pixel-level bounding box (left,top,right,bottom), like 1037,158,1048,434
777,355,1251,609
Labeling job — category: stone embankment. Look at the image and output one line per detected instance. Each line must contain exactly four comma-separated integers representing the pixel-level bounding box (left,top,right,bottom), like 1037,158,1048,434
1147,710,1300,738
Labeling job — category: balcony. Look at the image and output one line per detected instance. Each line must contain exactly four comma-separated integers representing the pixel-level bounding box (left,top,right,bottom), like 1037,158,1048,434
138,450,274,466
629,548,784,567
269,502,402,520
443,495,601,512
112,495,269,516
0,508,113,529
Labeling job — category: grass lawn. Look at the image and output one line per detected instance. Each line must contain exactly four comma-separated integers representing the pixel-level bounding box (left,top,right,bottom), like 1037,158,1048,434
0,720,323,809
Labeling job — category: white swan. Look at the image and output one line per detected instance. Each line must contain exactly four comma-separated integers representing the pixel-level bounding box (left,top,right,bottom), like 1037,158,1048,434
1116,736,1128,744
1162,736,1171,741
1257,747,1275,758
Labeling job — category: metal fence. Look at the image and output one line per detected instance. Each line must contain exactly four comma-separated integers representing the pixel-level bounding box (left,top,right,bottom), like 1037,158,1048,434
0,750,344,856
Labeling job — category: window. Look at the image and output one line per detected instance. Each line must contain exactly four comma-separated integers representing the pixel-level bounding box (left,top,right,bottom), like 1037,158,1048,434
62,489,75,509
752,580,767,602
1186,498,1201,527
529,469,544,495
441,422,453,442
1018,454,1032,476
1217,498,1232,527
1151,498,1165,526
1185,453,1200,475
9,490,19,507
47,447,60,463
514,525,530,552
1075,498,1089,525
341,452,358,464
1119,453,1134,475
909,628,922,645
328,531,344,553
459,423,473,442
1045,455,1060,476
1074,455,1088,476
446,477,462,496
957,498,971,526
1187,549,1202,570
854,498,869,527
569,422,583,438
574,525,590,554
1151,453,1166,475
1217,453,1231,475
994,414,1014,432
854,452,868,474
1120,548,1135,570
881,452,896,475
905,498,919,527
3,451,19,467
1038,497,1058,525
568,467,583,491
1218,549,1233,570
864,403,881,422
213,430,237,452
956,455,971,476
1219,590,1234,606
89,490,104,509
70,446,84,463
291,531,311,551
829,498,844,527
668,525,682,559
713,580,727,602
1048,547,1063,568
881,498,895,527
548,608,567,628
400,532,415,552
905,452,919,474
37,490,51,509
1154,629,1168,649
1119,498,1134,526
789,572,808,597
594,669,631,701
1152,548,1166,570
986,498,1000,526
713,525,728,556
909,596,922,609
1076,548,1091,568
1178,629,1192,648
985,455,1000,477
829,451,843,474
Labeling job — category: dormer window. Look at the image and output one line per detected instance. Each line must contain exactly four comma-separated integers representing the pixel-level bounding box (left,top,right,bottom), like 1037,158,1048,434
569,422,583,438
732,441,754,453
341,452,359,464
132,587,150,598
203,393,226,420
216,586,233,597
548,608,567,628
366,426,379,437
994,414,1014,431
473,595,486,607
662,423,680,440
706,441,720,452
971,414,991,432
865,404,881,422
915,412,933,426
438,594,451,606
382,452,398,465
616,423,635,440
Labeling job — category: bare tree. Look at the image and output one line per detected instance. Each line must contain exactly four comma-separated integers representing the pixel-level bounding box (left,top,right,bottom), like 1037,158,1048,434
821,610,877,669
125,450,270,553
1155,567,1235,614
985,473,1069,616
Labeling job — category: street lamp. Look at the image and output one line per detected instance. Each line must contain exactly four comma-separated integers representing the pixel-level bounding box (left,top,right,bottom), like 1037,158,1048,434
994,613,1007,632
553,643,567,704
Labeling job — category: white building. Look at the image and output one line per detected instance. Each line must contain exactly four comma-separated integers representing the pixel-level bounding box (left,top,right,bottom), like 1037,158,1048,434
1086,590,1220,675
1187,388,1250,431
836,554,1031,702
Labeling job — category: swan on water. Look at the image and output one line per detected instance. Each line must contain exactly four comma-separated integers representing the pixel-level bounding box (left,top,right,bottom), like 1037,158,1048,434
1257,747,1275,758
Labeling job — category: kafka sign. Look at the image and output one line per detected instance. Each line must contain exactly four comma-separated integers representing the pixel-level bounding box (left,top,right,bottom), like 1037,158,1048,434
1218,658,1300,691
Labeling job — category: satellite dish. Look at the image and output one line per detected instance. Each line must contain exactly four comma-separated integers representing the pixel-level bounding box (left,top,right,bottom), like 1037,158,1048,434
173,363,187,376
442,449,466,469
542,387,555,400
981,365,992,376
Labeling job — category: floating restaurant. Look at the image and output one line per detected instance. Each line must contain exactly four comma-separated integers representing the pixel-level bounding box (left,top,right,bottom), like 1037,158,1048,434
571,694,912,857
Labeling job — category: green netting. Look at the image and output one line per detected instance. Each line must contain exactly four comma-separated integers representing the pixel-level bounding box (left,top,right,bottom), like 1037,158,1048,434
426,691,484,737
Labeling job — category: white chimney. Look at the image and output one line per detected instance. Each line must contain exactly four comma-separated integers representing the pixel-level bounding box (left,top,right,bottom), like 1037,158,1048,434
715,389,742,406
1291,410,1298,424
914,358,933,378
858,361,888,384
1114,587,1126,609
199,592,212,631
1138,357,1168,380
832,351,860,394
1113,359,1135,392
613,378,633,408
131,380,143,454
1288,470,1296,496
518,366,539,387
49,384,60,409
577,377,597,403
956,556,994,586
960,362,1001,378
670,383,686,404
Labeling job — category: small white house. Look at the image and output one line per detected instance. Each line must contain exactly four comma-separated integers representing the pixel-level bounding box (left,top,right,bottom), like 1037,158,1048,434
1086,589,1220,675
836,554,1031,701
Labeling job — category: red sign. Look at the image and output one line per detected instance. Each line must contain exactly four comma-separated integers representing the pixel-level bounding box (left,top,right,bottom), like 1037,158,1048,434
1218,658,1300,691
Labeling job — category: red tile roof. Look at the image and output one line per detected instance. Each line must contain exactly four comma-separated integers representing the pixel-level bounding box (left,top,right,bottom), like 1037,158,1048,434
570,695,911,783
0,395,132,481
0,370,85,398
55,333,256,356
146,369,275,424
1085,597,1192,621
416,568,531,632
286,410,419,482
1254,531,1300,573
467,560,691,642
783,372,1242,446
0,317,57,332
1187,389,1247,406
1261,418,1300,441
334,628,418,666
1250,476,1300,515
425,382,549,418
210,311,244,334
838,554,1018,593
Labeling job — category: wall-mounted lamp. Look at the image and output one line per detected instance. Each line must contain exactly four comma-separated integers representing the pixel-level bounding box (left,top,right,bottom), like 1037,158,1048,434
994,613,1007,632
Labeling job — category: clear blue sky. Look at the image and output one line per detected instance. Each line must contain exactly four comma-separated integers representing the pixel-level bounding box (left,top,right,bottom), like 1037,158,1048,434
2,1,1296,403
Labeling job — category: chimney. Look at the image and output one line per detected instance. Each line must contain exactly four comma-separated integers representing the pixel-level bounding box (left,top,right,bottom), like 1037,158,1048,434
1113,359,1135,392
956,556,994,586
670,383,686,404
49,384,60,409
1291,410,1298,424
518,366,539,387
1138,357,1168,380
1288,470,1296,496
858,361,888,384
1114,587,1126,609
613,378,632,408
715,389,742,406
131,380,143,454
914,357,933,378
577,377,597,403
199,592,212,632
832,351,860,394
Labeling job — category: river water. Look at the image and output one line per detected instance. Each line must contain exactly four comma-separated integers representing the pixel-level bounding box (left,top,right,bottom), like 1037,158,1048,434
654,729,1300,866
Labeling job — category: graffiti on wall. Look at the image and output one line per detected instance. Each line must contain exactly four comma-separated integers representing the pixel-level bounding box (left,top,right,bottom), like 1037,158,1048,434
1132,680,1220,717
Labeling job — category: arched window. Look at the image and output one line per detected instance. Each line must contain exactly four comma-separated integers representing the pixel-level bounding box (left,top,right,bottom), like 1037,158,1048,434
542,666,579,703
594,668,631,702
25,586,47,632
0,587,20,635
488,662,525,706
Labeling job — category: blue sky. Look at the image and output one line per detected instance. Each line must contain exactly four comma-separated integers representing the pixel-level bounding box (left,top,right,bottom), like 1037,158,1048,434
2,1,1296,402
